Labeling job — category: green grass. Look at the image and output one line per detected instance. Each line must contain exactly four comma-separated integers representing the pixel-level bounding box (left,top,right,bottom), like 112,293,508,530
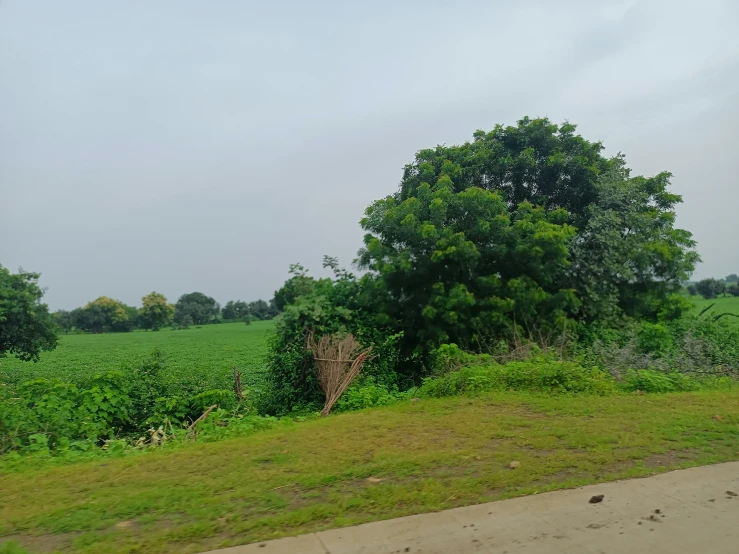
691,296,739,326
0,321,274,394
2,390,739,553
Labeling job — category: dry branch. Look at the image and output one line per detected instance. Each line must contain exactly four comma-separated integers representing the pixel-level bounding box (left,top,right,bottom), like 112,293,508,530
187,404,217,440
233,365,244,400
307,332,373,416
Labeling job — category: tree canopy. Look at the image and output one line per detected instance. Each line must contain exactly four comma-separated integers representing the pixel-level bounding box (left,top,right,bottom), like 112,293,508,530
174,292,220,325
359,179,577,353
695,278,726,300
377,118,698,332
398,117,614,223
139,292,174,331
0,265,59,361
222,300,250,321
74,296,137,333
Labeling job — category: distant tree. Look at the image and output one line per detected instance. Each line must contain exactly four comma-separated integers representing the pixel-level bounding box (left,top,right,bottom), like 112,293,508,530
175,314,193,329
76,296,136,333
695,278,726,300
272,264,316,311
248,299,272,320
222,300,236,320
728,284,739,297
235,300,250,320
268,298,280,319
0,265,59,361
123,304,139,330
726,274,738,283
686,284,698,296
69,307,87,331
174,292,220,325
222,300,250,321
139,292,174,331
52,310,75,334
75,303,107,333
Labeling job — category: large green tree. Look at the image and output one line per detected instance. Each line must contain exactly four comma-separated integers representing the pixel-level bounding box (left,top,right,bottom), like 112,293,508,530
0,265,59,361
174,292,220,325
138,292,174,331
359,177,577,353
388,118,698,327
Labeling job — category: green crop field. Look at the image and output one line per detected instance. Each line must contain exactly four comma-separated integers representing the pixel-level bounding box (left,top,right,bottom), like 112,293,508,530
0,321,275,394
691,296,739,324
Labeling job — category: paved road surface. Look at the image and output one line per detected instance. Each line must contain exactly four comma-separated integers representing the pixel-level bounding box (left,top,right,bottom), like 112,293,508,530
204,461,739,554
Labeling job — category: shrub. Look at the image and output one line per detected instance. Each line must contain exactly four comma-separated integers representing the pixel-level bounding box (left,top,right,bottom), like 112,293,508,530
334,377,401,412
621,369,678,393
418,358,616,397
189,389,236,414
0,371,133,453
618,369,733,393
0,349,255,455
636,323,673,357
261,259,403,415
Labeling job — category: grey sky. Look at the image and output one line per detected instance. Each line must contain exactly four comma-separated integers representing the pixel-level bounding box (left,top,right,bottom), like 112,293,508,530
1,0,738,311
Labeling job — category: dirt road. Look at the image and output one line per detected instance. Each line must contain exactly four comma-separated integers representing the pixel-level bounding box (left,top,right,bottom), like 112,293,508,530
204,461,739,553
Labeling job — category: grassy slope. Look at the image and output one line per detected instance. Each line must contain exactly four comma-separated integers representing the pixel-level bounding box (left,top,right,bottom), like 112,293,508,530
0,321,274,392
2,391,739,554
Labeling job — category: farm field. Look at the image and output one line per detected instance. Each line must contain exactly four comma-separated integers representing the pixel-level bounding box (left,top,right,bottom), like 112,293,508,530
0,321,275,395
2,390,739,554
691,296,739,324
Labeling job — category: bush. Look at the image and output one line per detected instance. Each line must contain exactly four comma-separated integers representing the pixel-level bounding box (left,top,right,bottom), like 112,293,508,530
0,350,255,456
0,372,133,453
334,377,402,412
619,369,733,393
636,323,673,358
418,357,616,397
584,315,739,380
261,260,403,415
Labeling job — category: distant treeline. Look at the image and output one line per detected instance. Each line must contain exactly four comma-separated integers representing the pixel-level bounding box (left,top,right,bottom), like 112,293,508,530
51,291,281,333
685,274,739,300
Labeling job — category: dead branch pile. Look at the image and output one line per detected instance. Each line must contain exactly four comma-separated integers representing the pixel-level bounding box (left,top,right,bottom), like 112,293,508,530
307,332,373,416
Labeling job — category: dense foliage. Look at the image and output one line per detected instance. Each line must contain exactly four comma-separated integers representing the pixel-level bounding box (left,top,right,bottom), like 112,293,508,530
388,119,697,326
694,278,727,299
68,297,138,333
139,292,174,331
0,348,256,455
174,292,220,325
359,183,577,355
262,117,706,411
222,300,250,321
0,265,58,361
261,259,403,414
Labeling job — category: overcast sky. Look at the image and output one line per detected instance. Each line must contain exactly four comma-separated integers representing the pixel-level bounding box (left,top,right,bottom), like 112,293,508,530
1,0,738,311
